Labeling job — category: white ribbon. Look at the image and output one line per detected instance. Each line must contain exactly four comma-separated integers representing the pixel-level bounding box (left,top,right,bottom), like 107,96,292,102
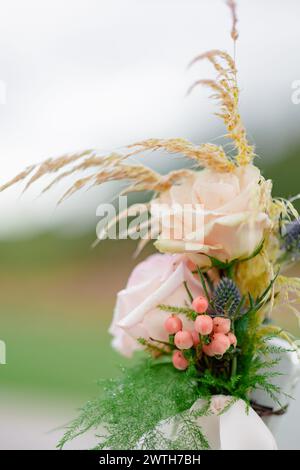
136,395,277,450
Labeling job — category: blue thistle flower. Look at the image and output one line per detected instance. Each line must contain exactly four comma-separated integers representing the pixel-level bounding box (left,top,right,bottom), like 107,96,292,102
213,277,241,317
283,218,300,253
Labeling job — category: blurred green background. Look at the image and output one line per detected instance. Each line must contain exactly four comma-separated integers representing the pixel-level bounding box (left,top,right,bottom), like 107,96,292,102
0,235,151,400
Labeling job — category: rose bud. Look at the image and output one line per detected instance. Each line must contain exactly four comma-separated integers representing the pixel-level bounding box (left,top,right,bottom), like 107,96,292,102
228,332,237,348
174,330,194,350
194,315,213,336
164,315,182,334
192,295,209,314
213,317,231,334
172,350,189,370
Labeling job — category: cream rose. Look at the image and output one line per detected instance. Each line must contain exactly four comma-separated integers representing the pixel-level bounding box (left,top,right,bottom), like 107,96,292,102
153,165,271,267
109,254,203,357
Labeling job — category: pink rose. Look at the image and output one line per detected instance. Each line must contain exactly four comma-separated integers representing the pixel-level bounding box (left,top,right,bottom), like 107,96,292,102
109,254,203,357
154,165,271,266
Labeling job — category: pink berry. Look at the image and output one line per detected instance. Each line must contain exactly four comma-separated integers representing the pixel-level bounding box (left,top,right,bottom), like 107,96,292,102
192,330,200,347
213,317,231,334
228,332,237,348
202,343,215,357
164,316,182,334
172,350,189,370
174,330,193,350
209,333,231,355
194,315,213,335
192,296,209,314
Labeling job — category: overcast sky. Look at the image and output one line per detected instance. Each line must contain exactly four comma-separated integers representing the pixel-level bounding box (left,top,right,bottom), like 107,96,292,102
0,0,300,236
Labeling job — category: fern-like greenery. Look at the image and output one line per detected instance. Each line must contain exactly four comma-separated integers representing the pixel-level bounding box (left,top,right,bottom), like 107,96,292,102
58,360,207,450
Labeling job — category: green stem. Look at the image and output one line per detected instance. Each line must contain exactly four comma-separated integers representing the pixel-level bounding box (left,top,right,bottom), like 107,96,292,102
226,263,235,279
231,355,237,378
149,337,174,348
204,354,210,371
183,281,194,303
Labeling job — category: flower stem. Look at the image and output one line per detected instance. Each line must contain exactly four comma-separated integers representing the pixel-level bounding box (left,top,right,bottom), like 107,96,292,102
183,281,194,303
231,355,237,378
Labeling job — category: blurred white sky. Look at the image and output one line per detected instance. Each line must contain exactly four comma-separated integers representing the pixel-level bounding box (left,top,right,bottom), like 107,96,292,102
0,0,300,237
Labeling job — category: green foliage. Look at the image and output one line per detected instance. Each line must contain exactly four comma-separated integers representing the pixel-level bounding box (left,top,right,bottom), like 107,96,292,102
58,360,207,450
233,308,283,406
139,400,211,450
158,304,197,320
183,281,194,302
200,240,264,272
167,405,211,450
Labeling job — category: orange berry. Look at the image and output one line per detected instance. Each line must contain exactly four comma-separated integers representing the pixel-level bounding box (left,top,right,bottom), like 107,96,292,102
192,296,209,314
174,330,193,350
164,316,182,334
213,317,231,334
172,350,189,370
194,315,213,335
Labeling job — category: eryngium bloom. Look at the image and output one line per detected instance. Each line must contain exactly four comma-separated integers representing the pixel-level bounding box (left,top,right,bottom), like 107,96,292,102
213,277,241,317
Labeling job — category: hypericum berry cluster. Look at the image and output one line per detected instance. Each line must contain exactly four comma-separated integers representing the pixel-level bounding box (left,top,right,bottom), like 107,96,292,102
164,295,237,371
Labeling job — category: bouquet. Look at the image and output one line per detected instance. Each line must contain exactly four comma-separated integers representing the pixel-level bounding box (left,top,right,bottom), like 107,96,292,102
2,1,300,450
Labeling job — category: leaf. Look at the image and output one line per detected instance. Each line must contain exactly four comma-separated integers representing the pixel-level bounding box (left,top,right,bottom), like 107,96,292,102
256,271,279,305
183,281,194,303
200,253,236,270
233,294,246,319
158,304,197,321
199,240,264,271
197,267,211,302
239,239,265,263
58,361,205,450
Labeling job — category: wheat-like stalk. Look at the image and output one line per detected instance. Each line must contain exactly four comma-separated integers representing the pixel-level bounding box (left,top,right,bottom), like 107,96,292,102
128,138,235,173
0,149,94,193
25,150,94,191
42,153,125,194
227,0,239,42
0,136,234,199
55,159,194,204
275,276,300,325
188,49,255,167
